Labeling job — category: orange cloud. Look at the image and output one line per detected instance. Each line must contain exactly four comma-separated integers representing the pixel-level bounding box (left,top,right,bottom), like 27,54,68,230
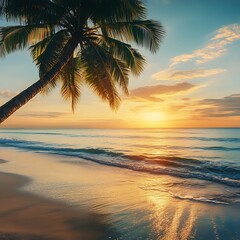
0,90,17,99
129,82,196,101
162,93,240,118
16,111,71,118
196,94,240,117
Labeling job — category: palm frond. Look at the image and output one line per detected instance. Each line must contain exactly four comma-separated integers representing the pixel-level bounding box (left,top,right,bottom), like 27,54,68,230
81,43,121,110
29,36,51,60
0,0,62,25
33,29,71,94
35,29,70,79
102,20,165,53
108,57,129,95
100,36,146,76
94,42,130,94
91,0,146,23
59,56,82,112
0,24,52,57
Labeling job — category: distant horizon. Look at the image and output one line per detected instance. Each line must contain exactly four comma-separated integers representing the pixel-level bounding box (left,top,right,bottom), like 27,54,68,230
1,127,240,130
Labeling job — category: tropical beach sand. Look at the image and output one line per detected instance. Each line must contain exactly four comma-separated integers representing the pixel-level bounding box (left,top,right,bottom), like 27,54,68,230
0,170,110,239
0,149,145,240
0,148,240,239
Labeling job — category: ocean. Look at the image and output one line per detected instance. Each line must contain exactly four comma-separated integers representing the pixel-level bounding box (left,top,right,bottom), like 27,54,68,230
0,128,240,239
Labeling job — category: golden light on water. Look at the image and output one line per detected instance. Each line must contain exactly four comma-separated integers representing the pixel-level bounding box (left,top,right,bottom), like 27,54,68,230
145,182,200,240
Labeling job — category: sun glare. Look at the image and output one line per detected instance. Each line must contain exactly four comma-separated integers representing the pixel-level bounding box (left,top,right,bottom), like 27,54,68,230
141,111,165,123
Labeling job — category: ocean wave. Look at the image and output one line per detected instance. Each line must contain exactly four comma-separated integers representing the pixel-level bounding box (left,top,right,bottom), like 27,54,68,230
0,138,240,188
168,193,230,205
140,182,240,205
132,144,240,152
197,146,240,151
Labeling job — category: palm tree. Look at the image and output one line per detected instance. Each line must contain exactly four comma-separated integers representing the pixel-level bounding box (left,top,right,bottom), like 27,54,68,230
0,0,164,123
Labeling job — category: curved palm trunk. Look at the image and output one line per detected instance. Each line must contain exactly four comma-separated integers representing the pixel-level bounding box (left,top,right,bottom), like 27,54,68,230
0,38,79,124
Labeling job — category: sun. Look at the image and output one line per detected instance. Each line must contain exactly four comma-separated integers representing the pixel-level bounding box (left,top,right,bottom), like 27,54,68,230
140,111,165,123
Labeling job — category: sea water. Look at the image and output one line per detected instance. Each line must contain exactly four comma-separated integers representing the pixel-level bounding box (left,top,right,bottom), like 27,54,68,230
0,128,240,204
0,128,240,239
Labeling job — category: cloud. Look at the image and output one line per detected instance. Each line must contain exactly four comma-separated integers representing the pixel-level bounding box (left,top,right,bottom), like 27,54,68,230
17,112,70,118
0,90,17,99
170,24,240,66
152,24,238,83
212,24,240,42
152,68,226,81
196,94,240,117
129,82,196,102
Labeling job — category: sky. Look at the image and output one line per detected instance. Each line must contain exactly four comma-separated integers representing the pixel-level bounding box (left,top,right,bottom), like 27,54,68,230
0,0,240,128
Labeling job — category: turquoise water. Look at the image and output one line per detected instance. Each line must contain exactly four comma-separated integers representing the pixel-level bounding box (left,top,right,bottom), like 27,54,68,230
0,128,240,205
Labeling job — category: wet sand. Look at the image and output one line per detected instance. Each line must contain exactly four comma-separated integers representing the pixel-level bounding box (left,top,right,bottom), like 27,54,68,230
1,148,240,240
0,161,110,240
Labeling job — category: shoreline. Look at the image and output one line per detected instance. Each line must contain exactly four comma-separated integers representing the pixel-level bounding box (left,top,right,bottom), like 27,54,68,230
0,161,111,240
1,147,240,239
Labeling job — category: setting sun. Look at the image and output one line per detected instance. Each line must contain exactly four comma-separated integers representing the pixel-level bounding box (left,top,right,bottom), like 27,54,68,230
141,111,165,123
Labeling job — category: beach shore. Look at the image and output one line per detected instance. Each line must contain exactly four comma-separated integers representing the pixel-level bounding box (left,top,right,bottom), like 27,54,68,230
1,147,240,239
0,161,110,240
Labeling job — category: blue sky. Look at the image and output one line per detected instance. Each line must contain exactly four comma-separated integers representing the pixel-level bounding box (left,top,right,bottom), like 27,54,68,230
0,0,240,128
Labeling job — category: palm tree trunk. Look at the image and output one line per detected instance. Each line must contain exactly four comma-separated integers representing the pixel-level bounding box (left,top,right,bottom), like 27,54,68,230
0,38,79,124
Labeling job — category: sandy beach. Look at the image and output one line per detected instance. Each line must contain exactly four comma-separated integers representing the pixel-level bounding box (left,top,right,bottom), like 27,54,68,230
0,159,111,240
0,148,152,240
0,130,240,240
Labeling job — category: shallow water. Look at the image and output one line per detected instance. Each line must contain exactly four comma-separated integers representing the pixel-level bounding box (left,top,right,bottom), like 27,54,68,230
1,128,240,204
0,128,240,239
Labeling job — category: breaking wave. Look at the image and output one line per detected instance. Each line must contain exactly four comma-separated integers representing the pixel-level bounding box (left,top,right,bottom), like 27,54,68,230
1,138,240,188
